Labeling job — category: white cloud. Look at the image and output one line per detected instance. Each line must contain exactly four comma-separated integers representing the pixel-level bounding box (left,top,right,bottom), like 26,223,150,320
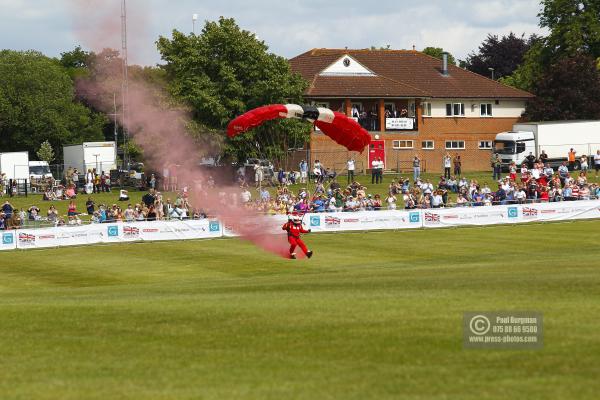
0,0,547,65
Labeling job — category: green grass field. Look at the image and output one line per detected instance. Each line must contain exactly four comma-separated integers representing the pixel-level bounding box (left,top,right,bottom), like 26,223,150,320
1,221,599,399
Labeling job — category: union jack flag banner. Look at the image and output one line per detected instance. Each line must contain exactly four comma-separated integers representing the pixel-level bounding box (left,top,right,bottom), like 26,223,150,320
124,226,140,236
18,233,35,242
325,216,340,225
522,207,538,217
425,212,440,222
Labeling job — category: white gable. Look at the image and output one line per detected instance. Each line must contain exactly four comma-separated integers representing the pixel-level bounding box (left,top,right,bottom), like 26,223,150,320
319,55,376,77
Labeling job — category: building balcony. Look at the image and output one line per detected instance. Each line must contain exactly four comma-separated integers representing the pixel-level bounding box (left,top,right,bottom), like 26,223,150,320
353,116,417,132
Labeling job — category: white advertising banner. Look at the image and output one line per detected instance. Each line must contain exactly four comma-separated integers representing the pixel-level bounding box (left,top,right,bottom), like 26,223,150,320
305,210,422,232
421,206,514,228
16,228,59,249
385,118,414,130
4,200,600,251
1,231,16,251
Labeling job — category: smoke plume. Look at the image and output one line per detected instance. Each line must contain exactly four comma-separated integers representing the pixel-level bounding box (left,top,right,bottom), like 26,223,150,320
69,1,292,258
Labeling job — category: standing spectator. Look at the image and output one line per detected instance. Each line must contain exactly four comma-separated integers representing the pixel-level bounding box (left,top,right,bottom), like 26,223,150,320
443,153,452,179
72,169,79,192
377,157,384,184
492,154,502,181
149,173,157,190
453,154,462,176
509,162,517,181
594,150,600,178
413,155,421,182
93,169,101,193
313,160,323,184
371,157,378,184
162,165,170,191
568,148,576,170
539,150,548,164
580,154,588,172
254,162,264,188
346,158,355,184
525,152,536,169
299,160,308,184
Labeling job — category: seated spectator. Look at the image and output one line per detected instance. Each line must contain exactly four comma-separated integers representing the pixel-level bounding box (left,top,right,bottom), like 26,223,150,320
67,200,78,217
47,205,59,224
65,185,76,199
28,205,41,221
386,193,397,210
372,194,382,210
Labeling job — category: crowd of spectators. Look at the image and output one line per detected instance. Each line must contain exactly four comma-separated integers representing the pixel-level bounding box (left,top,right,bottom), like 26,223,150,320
238,160,600,214
0,188,209,230
3,157,600,231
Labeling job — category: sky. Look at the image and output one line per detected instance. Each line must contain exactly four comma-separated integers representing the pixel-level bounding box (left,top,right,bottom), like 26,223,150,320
0,0,548,65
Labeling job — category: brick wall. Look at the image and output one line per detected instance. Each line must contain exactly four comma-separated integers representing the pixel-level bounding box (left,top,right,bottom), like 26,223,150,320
310,116,521,173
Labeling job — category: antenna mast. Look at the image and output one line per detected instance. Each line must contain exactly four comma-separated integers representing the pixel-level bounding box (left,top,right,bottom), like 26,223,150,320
121,0,130,168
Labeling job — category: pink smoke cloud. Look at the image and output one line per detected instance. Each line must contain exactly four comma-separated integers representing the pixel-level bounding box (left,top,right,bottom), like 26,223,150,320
69,2,292,258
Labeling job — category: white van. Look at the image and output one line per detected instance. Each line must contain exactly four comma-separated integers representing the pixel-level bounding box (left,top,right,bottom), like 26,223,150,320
29,161,54,180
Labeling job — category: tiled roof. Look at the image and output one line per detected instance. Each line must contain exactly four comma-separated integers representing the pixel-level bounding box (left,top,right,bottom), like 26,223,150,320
289,48,534,99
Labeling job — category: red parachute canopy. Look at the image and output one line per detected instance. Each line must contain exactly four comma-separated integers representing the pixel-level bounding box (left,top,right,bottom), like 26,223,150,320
227,104,371,153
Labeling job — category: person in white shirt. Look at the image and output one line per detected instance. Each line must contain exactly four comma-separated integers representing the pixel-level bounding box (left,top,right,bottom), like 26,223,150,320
443,153,452,179
346,158,355,184
241,188,251,203
376,158,384,184
386,193,397,210
594,150,600,178
431,191,444,208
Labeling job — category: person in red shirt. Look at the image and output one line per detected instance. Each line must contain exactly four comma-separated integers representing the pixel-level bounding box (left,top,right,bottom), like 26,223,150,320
282,212,313,259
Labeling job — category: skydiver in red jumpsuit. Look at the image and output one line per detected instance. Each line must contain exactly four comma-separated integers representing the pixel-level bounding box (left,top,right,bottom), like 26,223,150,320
282,213,313,259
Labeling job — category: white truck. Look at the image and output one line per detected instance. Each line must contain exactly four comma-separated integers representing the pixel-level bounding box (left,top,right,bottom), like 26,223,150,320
63,141,117,175
0,151,30,181
493,120,600,170
29,161,54,180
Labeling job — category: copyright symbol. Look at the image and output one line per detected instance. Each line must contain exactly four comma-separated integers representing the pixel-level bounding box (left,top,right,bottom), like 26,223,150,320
469,315,491,335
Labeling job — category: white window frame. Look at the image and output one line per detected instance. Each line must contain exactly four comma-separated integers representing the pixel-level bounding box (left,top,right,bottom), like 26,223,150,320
408,101,416,117
446,103,465,117
480,103,493,117
422,102,432,117
478,140,492,149
445,140,465,150
421,140,435,150
392,140,414,149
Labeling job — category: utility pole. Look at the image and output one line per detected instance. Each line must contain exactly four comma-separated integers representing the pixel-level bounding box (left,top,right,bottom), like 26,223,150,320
121,0,130,169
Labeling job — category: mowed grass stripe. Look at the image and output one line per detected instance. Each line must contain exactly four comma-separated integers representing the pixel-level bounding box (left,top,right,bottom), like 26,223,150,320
0,221,599,399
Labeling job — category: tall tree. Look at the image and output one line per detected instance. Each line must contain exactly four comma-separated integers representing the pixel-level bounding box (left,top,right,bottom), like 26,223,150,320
422,47,456,65
464,33,538,79
524,53,600,120
539,0,600,59
0,50,106,159
156,17,309,163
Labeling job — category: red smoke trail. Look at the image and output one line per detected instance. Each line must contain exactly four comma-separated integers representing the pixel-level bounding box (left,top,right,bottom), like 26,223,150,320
68,1,291,257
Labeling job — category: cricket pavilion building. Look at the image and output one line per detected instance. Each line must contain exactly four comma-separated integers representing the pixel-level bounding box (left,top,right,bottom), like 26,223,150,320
289,48,534,173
